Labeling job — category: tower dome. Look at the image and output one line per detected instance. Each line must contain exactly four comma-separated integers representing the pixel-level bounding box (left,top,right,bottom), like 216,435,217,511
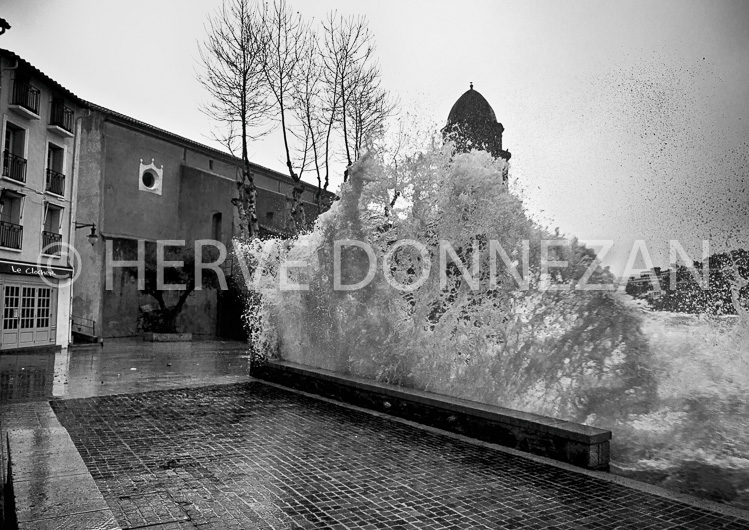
448,84,498,124
442,83,511,175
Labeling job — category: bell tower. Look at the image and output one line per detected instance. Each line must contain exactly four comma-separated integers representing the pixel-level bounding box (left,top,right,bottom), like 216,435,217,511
442,83,511,180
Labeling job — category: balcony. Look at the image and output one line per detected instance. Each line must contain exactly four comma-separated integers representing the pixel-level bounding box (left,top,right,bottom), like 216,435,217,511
45,168,65,196
2,151,27,183
42,231,62,256
0,221,23,250
10,81,41,119
48,101,74,137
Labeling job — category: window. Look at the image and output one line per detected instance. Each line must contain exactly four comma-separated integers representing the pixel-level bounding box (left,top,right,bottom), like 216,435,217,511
47,144,64,172
11,78,41,116
49,98,74,133
0,191,24,249
142,170,156,188
42,203,63,255
209,159,213,170
43,204,62,233
3,285,19,330
211,212,222,241
138,158,163,195
3,286,53,334
20,286,36,329
36,288,51,328
3,122,27,183
46,143,65,195
1,191,23,224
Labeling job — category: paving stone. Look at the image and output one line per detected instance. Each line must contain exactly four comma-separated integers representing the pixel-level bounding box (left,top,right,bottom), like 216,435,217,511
7,427,76,458
9,448,89,480
108,490,190,528
16,509,119,530
50,382,749,530
13,473,110,522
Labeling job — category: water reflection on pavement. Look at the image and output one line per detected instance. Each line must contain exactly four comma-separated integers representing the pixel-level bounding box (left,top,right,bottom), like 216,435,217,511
0,339,251,403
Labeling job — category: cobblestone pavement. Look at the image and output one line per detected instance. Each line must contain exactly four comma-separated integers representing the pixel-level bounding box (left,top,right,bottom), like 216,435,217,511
0,340,250,527
50,382,749,530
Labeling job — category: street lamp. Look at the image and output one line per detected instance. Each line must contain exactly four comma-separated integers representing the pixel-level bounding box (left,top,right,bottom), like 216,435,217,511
0,18,11,37
74,222,98,245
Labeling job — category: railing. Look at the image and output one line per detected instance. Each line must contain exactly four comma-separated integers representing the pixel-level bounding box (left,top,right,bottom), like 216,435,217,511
45,168,65,195
42,231,62,255
2,151,27,183
50,101,74,132
0,221,23,250
72,315,97,339
11,80,41,115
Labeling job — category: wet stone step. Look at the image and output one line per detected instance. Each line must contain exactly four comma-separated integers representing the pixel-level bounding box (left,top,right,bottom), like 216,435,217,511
7,422,121,529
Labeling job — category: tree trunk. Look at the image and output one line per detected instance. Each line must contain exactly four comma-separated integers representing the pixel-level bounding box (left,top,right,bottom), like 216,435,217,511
162,283,195,333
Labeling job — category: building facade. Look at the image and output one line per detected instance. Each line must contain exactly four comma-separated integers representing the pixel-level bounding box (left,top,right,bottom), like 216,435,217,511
0,49,85,350
73,105,330,340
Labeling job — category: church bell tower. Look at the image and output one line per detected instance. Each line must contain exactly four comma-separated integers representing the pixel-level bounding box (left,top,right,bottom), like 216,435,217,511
442,83,511,181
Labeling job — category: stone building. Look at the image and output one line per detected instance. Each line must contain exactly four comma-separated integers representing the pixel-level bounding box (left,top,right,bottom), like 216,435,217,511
0,47,333,347
73,104,331,340
442,83,511,181
0,49,87,350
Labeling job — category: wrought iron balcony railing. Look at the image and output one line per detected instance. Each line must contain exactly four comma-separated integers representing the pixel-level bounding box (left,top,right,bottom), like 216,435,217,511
45,168,65,196
42,231,62,255
0,221,23,250
11,80,41,115
50,101,74,132
2,151,27,183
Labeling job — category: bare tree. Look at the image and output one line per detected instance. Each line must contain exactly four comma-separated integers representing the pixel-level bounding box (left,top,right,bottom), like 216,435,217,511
321,13,387,182
200,1,394,231
347,63,394,161
291,32,329,212
261,0,310,231
198,0,269,241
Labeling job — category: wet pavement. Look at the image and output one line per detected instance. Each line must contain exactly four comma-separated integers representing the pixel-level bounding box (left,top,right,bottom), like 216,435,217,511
45,382,749,529
3,341,749,529
0,340,250,403
0,340,250,529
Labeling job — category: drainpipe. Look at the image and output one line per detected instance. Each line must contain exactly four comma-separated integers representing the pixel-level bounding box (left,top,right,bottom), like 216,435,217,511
0,57,19,203
0,57,19,98
66,108,91,347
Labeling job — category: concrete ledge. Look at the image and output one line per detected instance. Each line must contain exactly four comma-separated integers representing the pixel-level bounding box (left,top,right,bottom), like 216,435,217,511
254,360,611,470
70,341,105,351
143,332,193,342
6,426,121,529
0,344,61,355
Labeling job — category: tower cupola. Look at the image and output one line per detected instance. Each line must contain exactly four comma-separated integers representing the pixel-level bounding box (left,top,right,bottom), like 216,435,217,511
443,84,511,174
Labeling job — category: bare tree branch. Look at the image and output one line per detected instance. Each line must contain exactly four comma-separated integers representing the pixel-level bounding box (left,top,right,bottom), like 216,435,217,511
199,1,393,232
347,62,395,160
261,0,309,232
291,31,328,212
197,0,270,241
321,12,391,182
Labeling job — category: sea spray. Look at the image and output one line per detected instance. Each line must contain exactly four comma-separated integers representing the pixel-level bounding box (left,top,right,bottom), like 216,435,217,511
239,146,656,416
236,146,749,507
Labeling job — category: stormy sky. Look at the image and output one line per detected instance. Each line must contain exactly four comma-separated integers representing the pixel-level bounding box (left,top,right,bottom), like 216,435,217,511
3,0,747,275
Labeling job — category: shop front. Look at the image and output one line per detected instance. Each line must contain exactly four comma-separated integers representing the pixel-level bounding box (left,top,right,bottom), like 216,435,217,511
0,259,73,350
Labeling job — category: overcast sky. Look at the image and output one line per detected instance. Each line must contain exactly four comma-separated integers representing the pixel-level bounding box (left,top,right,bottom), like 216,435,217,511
2,0,747,275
